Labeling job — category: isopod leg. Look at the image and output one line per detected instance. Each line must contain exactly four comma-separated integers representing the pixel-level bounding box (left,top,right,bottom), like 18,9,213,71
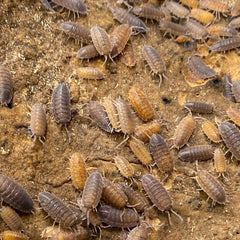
65,124,71,143
171,209,183,222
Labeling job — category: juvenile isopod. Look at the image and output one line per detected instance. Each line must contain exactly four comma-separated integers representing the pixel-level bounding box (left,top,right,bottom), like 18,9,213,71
184,101,213,114
223,75,236,102
0,64,13,106
0,174,34,213
150,134,173,174
226,107,240,127
178,145,214,162
214,148,227,178
202,120,221,143
142,45,167,87
0,230,29,240
89,101,113,133
98,205,139,228
114,155,134,179
77,44,99,60
173,115,195,149
209,37,240,52
69,152,87,191
190,8,214,24
120,42,136,68
38,191,80,227
52,82,71,142
30,104,47,144
165,1,190,18
184,19,209,40
232,80,240,102
76,67,105,80
142,174,182,225
196,170,226,204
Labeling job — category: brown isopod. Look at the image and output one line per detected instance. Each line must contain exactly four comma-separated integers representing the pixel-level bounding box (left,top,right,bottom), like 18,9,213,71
232,80,240,102
0,174,34,213
142,45,167,87
59,22,91,44
129,138,153,166
231,0,240,17
173,115,195,149
223,75,236,102
207,24,237,38
150,134,173,174
214,148,227,178
0,206,24,232
76,67,105,80
184,101,213,114
114,155,134,179
90,26,113,64
229,17,240,29
165,1,190,18
202,120,221,143
77,44,99,60
121,42,136,68
159,21,188,37
0,64,13,106
101,178,128,209
0,230,29,240
209,37,240,52
218,122,240,160
142,174,183,225
179,0,199,8
89,101,113,133
178,145,214,162
119,183,147,212
110,24,132,58
98,205,139,228
126,221,153,240
52,82,71,142
190,8,214,24
69,152,87,191
30,104,47,144
227,106,240,127
134,120,162,142
184,19,209,40
196,170,226,204
199,0,230,15
38,191,80,227
129,86,154,121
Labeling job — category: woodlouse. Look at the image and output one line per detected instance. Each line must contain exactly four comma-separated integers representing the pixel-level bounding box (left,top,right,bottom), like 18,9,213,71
120,42,136,68
218,122,240,160
30,104,47,144
229,17,240,29
80,172,103,211
126,222,153,240
38,191,80,227
78,204,101,227
52,83,71,141
232,80,240,102
150,134,173,174
128,86,154,121
223,75,236,102
207,24,237,38
214,148,227,178
184,101,213,114
0,174,34,213
173,115,195,149
0,206,24,232
142,45,167,87
0,64,13,106
129,138,153,166
98,205,139,228
89,101,113,133
114,155,134,179
142,174,182,224
209,37,240,52
202,120,221,143
196,170,226,204
102,178,128,209
90,26,113,64
110,24,132,58
119,184,147,212
165,1,190,18
159,21,187,37
59,22,91,44
184,19,209,40
190,8,214,25
179,0,199,8
227,107,240,127
186,55,217,79
178,145,214,162
41,0,55,12
69,152,87,191
77,44,99,60
134,120,162,142
231,0,240,17
114,96,135,135
199,0,230,15
0,230,29,240
77,67,105,80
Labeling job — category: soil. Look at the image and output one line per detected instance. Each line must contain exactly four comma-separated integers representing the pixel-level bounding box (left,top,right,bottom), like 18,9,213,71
0,0,240,239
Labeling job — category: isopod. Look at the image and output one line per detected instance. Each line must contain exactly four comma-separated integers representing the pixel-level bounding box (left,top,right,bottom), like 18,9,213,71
232,80,240,102
0,174,34,213
223,75,235,102
0,64,13,106
165,1,190,18
208,24,237,38
196,170,226,204
218,121,240,160
69,152,87,191
199,0,230,15
38,191,80,227
179,0,199,8
98,205,139,228
190,8,214,24
150,134,173,174
227,106,240,127
142,174,182,225
229,17,240,29
30,104,47,144
142,45,167,87
0,230,29,240
214,148,227,178
126,221,153,240
231,0,240,17
173,115,195,149
114,155,134,179
209,37,240,52
184,101,213,114
120,42,136,67
202,120,221,143
159,21,188,37
89,101,113,133
178,145,214,162
184,19,209,40
52,82,71,142
77,44,99,60
76,67,105,80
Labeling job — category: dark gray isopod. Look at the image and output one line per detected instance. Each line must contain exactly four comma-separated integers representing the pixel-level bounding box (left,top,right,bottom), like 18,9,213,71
223,75,235,102
209,37,240,52
184,101,213,114
77,44,99,60
232,80,240,102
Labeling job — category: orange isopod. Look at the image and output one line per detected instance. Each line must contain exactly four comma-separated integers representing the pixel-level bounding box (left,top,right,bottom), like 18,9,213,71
226,106,240,127
214,148,227,178
121,42,136,68
76,67,105,80
202,120,221,143
179,0,199,8
199,0,230,14
114,155,134,179
190,8,214,24
0,230,29,240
